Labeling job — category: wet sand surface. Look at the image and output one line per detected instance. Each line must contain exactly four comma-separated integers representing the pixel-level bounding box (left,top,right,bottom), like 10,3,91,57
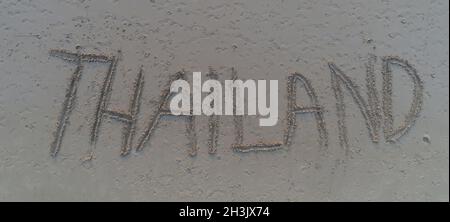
0,0,448,201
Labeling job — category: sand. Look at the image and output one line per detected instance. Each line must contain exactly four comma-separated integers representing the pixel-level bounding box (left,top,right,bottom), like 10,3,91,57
0,0,448,201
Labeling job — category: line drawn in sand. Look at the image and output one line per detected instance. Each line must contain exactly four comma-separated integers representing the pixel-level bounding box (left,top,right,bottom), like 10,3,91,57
284,72,328,149
49,48,424,160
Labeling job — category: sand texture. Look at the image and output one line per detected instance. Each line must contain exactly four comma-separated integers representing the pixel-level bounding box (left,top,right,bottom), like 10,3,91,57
0,0,448,201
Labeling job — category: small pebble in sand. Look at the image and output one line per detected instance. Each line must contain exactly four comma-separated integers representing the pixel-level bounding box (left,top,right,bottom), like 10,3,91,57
422,134,431,144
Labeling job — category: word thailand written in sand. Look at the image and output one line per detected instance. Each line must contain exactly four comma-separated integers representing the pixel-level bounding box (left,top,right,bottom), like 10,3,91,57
48,48,423,158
